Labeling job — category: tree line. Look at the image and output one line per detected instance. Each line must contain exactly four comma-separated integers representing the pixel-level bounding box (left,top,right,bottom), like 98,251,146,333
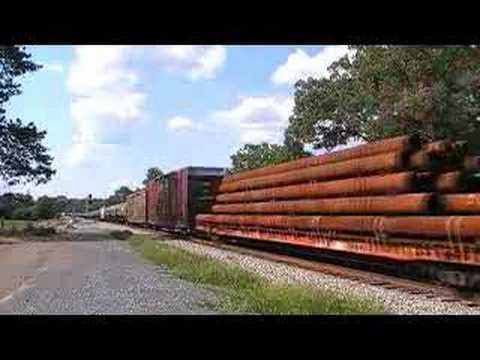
230,46,480,173
0,166,164,220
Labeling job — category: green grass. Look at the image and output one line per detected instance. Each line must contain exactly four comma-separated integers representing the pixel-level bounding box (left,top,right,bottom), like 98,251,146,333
129,235,384,314
1,219,33,231
0,219,56,237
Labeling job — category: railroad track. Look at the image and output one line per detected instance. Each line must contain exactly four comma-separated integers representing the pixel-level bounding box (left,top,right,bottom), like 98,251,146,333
185,234,480,309
96,218,480,308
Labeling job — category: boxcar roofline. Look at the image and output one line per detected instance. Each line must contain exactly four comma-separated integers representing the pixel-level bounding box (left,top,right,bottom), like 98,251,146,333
148,166,227,184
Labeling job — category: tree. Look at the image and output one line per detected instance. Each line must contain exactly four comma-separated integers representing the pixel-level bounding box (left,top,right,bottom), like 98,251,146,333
0,192,35,218
287,46,480,151
105,186,133,206
143,167,163,185
1,46,55,185
230,141,310,174
32,196,58,219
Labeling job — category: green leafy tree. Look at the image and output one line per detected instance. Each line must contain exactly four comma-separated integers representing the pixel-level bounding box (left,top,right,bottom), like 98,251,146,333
0,192,35,218
230,141,310,174
143,167,163,185
0,46,55,186
32,196,58,219
287,46,480,151
105,186,133,206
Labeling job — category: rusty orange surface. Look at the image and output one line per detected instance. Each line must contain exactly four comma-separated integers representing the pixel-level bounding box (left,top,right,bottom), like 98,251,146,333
212,193,432,215
222,135,416,184
195,224,480,266
219,152,406,193
216,172,416,203
439,194,480,213
197,214,480,240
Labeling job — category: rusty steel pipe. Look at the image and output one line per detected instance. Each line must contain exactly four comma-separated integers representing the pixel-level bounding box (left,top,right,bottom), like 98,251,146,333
211,193,432,215
434,172,480,193
197,214,378,233
222,135,417,184
219,151,407,193
422,140,455,154
216,172,417,203
196,214,480,240
408,140,461,170
434,171,464,193
438,194,480,214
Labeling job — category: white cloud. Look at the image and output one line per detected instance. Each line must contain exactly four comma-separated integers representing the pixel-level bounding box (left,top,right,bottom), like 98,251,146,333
154,46,226,80
213,96,294,144
272,46,351,85
43,62,64,73
167,116,194,130
64,46,228,167
65,46,146,167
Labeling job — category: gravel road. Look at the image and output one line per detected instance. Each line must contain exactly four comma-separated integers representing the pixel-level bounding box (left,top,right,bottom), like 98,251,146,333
0,220,217,314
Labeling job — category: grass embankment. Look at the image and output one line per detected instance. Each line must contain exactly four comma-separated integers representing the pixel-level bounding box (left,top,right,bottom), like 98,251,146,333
0,219,56,237
129,235,384,314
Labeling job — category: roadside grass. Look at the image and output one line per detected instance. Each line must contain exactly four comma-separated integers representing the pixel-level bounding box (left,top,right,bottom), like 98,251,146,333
1,219,33,231
0,219,56,238
129,235,384,314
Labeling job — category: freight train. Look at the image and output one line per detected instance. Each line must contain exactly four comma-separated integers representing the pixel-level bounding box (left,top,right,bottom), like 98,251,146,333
83,166,226,232
82,136,480,289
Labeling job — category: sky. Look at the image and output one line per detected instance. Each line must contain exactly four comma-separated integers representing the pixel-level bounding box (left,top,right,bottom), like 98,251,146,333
3,45,350,199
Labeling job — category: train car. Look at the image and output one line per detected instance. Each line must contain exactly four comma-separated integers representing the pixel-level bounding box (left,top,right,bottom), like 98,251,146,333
116,202,127,222
98,202,127,222
146,166,226,232
126,189,147,225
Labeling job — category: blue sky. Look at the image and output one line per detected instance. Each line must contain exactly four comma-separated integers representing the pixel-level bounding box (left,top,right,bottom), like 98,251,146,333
4,45,349,198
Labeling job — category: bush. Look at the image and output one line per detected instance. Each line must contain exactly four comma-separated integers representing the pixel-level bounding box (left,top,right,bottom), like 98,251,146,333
0,221,56,237
29,226,56,236
11,206,37,220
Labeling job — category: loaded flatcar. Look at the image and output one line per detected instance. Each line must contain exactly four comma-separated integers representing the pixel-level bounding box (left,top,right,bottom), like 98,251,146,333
145,166,226,233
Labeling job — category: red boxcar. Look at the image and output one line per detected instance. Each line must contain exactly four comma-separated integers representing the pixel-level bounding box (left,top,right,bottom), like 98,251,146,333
126,189,147,224
146,166,226,232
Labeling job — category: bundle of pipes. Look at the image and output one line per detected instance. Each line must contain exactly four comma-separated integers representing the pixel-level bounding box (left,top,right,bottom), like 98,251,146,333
197,135,480,263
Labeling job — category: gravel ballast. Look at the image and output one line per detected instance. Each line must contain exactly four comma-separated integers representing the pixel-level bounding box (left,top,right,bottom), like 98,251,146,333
164,239,480,315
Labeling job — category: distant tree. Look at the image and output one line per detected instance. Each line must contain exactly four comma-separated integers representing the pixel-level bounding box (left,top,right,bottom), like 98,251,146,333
12,206,36,220
230,141,310,174
143,167,163,185
32,196,58,219
0,46,55,185
0,192,35,218
287,46,480,151
114,186,133,201
105,186,133,206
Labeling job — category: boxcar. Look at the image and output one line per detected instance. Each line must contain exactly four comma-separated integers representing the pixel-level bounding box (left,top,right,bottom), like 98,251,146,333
102,202,127,222
126,189,147,224
146,166,226,232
